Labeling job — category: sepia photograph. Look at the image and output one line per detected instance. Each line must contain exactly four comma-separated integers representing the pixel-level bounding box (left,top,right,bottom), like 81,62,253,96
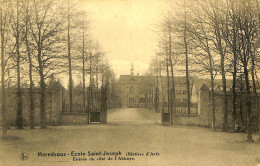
0,0,260,165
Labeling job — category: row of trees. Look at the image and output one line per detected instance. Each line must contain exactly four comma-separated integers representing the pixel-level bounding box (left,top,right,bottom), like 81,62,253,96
150,0,260,142
0,0,113,137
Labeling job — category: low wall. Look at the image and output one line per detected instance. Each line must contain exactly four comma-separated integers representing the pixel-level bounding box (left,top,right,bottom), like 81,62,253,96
172,115,208,127
60,113,89,125
209,92,259,131
0,82,64,127
0,89,52,127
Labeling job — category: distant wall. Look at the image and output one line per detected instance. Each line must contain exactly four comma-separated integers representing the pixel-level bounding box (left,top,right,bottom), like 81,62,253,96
0,82,67,127
172,115,202,126
0,88,53,126
170,87,259,131
209,92,259,131
171,84,210,127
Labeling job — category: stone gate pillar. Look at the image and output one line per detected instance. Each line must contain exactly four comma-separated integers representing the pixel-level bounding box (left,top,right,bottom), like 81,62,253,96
100,86,107,123
198,84,210,126
51,82,63,125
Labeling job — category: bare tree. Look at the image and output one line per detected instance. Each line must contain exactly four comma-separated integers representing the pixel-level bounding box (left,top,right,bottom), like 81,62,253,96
10,0,23,129
167,21,175,124
67,0,73,113
256,0,260,142
188,7,218,130
234,0,257,141
24,0,35,129
221,0,240,131
173,0,191,114
209,0,229,131
183,1,191,115
73,11,89,114
154,14,179,124
0,0,10,136
29,0,64,129
81,12,87,114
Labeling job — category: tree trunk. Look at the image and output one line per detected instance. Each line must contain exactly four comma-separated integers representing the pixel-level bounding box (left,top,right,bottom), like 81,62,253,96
96,66,98,88
15,0,23,129
250,50,259,141
231,26,238,131
166,59,170,123
1,8,7,136
165,42,170,124
244,66,252,141
205,29,216,130
159,56,164,122
212,4,228,131
208,50,216,130
67,1,73,113
232,53,238,131
39,73,46,129
38,50,46,129
25,1,34,129
89,51,93,123
37,25,46,128
216,37,228,131
168,25,175,124
82,17,86,114
210,69,216,130
250,64,259,139
29,61,34,129
184,0,190,114
221,54,228,131
256,0,260,143
155,57,159,113
82,51,86,114
7,68,10,88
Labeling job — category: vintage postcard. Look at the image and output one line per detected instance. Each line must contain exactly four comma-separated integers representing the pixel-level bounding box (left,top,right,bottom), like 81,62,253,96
0,0,260,165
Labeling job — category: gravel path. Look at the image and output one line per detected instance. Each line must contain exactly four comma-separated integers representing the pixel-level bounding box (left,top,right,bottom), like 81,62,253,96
0,108,259,166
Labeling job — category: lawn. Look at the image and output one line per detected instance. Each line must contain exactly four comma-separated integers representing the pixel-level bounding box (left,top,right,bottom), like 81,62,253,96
0,123,259,166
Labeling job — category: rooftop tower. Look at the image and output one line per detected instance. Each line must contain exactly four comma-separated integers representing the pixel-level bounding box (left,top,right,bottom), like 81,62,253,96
130,63,134,76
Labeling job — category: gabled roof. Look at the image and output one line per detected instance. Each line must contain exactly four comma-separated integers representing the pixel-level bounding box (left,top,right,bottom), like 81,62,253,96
117,74,234,92
118,75,189,86
200,84,209,90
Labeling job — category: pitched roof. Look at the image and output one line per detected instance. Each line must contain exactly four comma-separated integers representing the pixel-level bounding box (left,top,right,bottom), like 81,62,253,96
117,74,233,91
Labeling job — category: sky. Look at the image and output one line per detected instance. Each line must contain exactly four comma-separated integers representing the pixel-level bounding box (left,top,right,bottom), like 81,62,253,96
81,0,170,78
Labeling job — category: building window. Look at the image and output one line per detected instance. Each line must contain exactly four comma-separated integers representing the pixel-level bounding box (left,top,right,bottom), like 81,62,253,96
176,90,182,95
129,86,134,94
129,98,135,104
140,98,145,103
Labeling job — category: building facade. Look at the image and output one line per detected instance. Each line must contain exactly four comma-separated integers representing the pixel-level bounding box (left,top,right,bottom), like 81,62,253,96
116,65,234,112
117,65,200,111
117,65,154,108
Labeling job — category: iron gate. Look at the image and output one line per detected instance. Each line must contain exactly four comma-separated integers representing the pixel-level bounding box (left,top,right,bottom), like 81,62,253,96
62,86,107,124
88,86,107,123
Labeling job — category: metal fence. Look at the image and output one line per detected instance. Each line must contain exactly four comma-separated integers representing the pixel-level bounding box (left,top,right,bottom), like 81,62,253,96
161,102,198,115
61,86,107,123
